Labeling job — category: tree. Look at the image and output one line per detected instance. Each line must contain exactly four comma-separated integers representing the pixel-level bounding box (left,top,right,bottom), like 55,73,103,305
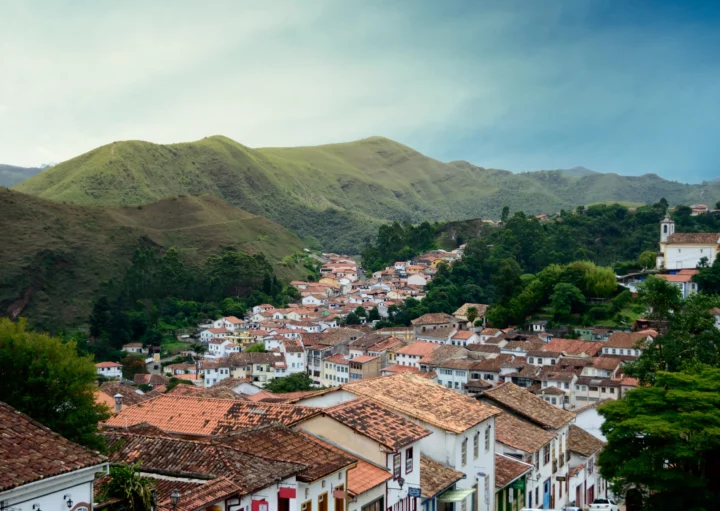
466,306,478,325
501,205,510,223
264,372,316,393
0,319,110,450
694,258,720,294
368,307,381,321
165,377,195,392
638,250,657,270
354,306,367,318
245,342,266,353
599,367,720,511
121,354,147,379
637,275,682,323
344,312,361,325
550,283,585,317
99,463,156,511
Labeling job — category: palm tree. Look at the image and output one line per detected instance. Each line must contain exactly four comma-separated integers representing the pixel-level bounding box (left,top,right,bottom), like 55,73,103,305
99,463,155,511
466,306,478,327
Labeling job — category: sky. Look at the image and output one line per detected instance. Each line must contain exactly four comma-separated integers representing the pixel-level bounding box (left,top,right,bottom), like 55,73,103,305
1,0,720,182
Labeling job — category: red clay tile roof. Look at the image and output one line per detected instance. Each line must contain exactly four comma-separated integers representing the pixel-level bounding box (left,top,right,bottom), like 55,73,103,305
160,477,242,511
453,304,489,319
495,454,533,488
606,331,655,349
351,355,380,363
343,374,500,433
466,344,501,354
657,274,693,283
134,374,170,386
303,433,391,496
483,382,575,430
382,364,420,374
568,424,605,457
396,341,438,358
411,313,456,326
103,395,318,436
667,232,720,245
99,382,151,407
420,455,465,498
326,353,351,365
543,339,603,357
325,398,431,450
218,425,355,482
592,357,622,371
96,361,122,368
494,413,555,453
0,401,106,492
451,330,476,340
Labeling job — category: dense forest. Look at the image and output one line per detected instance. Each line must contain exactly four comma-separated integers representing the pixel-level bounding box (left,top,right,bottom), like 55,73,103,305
370,201,720,328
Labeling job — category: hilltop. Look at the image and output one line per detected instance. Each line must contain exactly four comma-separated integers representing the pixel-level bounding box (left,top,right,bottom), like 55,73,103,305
0,164,43,187
0,189,306,329
14,135,720,251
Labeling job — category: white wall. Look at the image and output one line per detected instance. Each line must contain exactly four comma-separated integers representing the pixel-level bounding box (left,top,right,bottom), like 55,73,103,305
664,244,717,269
575,408,606,442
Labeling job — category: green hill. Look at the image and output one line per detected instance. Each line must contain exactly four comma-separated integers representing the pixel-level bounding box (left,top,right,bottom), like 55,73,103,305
14,135,720,252
0,189,306,329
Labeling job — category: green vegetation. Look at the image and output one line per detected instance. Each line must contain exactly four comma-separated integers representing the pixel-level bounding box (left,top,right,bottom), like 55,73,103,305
245,342,266,353
0,318,110,450
14,135,720,253
0,188,307,330
98,463,156,511
599,368,720,511
264,372,315,393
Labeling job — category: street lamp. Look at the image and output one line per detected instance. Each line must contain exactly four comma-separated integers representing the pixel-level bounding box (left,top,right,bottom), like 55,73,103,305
64,494,74,509
170,489,180,511
397,478,405,490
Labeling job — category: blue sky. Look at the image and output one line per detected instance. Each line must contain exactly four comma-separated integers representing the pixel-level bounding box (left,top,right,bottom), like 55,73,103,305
1,0,719,182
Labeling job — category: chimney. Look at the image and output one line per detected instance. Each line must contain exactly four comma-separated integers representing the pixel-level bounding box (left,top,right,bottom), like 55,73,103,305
113,393,123,413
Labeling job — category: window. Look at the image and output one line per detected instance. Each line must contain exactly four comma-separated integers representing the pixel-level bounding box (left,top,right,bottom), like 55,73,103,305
610,387,616,394
405,447,413,473
551,359,556,365
543,444,551,465
485,374,494,381
485,426,491,451
361,497,384,511
564,382,569,389
537,358,543,364
528,357,534,363
589,386,598,392
551,397,557,405
601,387,606,393
473,431,479,459
393,453,401,479
461,438,468,465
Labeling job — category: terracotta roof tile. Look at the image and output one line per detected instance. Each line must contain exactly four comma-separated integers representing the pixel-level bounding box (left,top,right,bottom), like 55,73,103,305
96,361,122,368
606,331,655,349
382,364,420,374
104,395,319,436
411,313,456,326
396,341,438,358
568,424,605,457
420,455,465,498
325,398,431,450
667,232,720,245
343,374,500,433
592,357,622,371
418,345,468,365
453,304,489,320
304,434,392,496
494,413,555,453
218,425,355,482
543,339,603,357
495,454,533,488
0,401,106,492
483,382,575,430
99,382,151,407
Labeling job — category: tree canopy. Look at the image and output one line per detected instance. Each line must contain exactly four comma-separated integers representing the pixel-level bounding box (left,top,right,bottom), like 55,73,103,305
0,318,110,450
264,372,316,393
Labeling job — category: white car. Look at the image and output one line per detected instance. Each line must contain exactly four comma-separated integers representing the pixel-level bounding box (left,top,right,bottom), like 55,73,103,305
589,498,620,511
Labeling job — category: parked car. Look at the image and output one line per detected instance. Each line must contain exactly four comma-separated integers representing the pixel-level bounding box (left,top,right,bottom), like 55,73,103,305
589,498,620,511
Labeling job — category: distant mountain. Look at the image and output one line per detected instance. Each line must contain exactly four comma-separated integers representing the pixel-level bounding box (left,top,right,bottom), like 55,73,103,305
14,135,720,252
0,189,306,329
0,164,42,187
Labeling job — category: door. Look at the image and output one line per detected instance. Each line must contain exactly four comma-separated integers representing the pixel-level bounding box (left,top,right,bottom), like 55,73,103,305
334,485,344,511
587,485,594,506
279,498,290,511
576,484,582,508
543,479,551,509
319,493,328,511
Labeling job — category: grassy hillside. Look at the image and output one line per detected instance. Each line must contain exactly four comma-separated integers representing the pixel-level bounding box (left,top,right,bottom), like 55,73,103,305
0,189,306,329
0,164,42,187
15,135,720,252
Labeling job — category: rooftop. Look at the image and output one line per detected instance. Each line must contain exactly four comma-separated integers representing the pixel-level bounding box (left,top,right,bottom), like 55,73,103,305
325,398,431,450
495,454,533,489
568,424,606,457
0,401,106,492
667,232,720,245
543,339,603,357
494,413,555,454
453,303,489,320
396,341,438,358
605,330,656,349
343,374,500,433
411,313,456,326
420,455,465,498
103,395,318,436
482,382,575,430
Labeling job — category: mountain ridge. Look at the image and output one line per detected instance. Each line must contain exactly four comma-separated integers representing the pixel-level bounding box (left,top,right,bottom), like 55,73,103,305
14,135,720,252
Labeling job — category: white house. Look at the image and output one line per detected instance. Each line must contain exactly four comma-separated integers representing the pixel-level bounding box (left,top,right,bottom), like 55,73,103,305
200,327,231,343
567,425,607,509
95,361,123,379
206,338,241,359
121,342,146,355
656,272,699,298
657,215,719,270
302,294,327,307
212,316,245,332
395,342,437,369
407,274,428,287
601,331,654,357
0,401,109,511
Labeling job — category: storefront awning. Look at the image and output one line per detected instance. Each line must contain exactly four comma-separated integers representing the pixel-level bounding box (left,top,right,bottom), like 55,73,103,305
437,489,476,502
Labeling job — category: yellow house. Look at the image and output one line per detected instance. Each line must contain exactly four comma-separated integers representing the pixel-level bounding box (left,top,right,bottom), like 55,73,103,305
319,276,341,289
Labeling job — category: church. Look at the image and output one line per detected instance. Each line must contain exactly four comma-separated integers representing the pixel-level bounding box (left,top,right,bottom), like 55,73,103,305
656,214,720,270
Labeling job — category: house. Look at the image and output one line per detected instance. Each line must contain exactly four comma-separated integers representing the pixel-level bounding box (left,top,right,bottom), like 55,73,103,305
453,303,489,329
0,401,108,511
299,398,430,511
494,453,534,511
200,327,231,343
656,272,699,298
322,353,351,387
411,313,459,338
212,316,245,332
133,374,170,387
601,330,655,357
419,455,466,511
349,355,381,381
407,274,428,287
303,294,328,307
567,425,608,509
95,361,123,379
449,330,480,346
493,413,556,510
657,215,719,269
103,425,307,511
543,338,603,358
227,352,289,387
122,342,146,355
281,340,307,374
478,328,503,343
299,374,502,511
480,383,575,510
395,342,438,369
